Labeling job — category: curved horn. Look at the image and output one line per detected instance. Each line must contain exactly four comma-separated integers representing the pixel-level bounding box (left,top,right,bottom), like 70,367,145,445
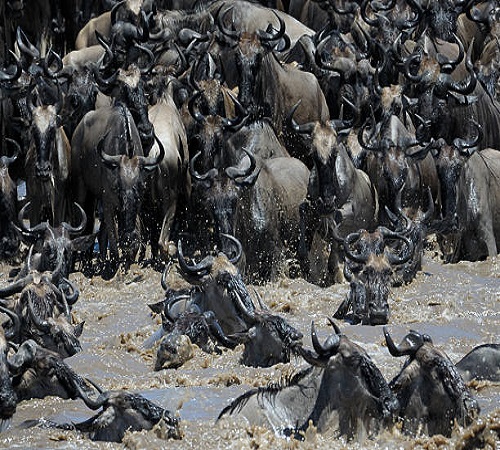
327,317,341,335
177,240,214,277
0,50,22,82
0,305,21,341
230,288,257,324
110,0,126,25
225,148,258,181
404,52,423,83
287,100,316,135
16,26,39,60
357,118,380,152
220,233,242,265
204,311,239,349
189,151,217,183
384,233,414,266
311,320,340,356
437,33,464,73
139,134,164,169
133,43,155,74
442,39,476,95
75,381,109,410
453,120,482,154
383,326,424,357
61,203,87,234
42,48,64,78
0,275,33,298
17,202,50,235
60,278,80,306
258,11,287,43
360,0,379,27
98,136,122,168
95,30,114,72
216,6,240,41
343,231,369,264
188,90,206,124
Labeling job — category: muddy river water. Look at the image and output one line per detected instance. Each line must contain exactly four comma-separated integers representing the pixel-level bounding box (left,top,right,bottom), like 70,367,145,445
0,247,498,449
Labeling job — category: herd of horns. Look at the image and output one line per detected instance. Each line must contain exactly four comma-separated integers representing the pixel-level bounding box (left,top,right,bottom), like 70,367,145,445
0,0,498,445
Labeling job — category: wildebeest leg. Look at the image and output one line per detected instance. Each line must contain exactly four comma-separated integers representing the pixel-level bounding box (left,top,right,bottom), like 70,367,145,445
327,241,343,284
74,187,96,276
298,200,316,279
158,202,177,260
478,218,498,258
101,210,118,280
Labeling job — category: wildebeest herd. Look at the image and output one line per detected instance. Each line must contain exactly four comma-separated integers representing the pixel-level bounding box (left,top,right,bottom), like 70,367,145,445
0,0,499,446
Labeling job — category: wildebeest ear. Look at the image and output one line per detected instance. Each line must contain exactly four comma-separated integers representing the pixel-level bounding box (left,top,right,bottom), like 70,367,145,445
74,321,85,338
72,234,97,252
7,339,38,374
148,300,165,314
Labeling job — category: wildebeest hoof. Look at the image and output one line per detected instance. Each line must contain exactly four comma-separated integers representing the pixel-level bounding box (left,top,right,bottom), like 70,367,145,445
102,262,119,281
155,334,195,370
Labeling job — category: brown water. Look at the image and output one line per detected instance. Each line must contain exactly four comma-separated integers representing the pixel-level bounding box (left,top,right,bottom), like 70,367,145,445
0,247,498,449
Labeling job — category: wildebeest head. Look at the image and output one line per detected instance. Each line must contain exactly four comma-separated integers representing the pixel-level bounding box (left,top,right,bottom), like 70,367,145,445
228,290,303,367
7,339,93,401
296,320,399,438
16,201,94,283
27,100,62,180
404,37,477,142
216,6,289,111
334,227,414,325
288,101,353,215
427,122,481,220
95,45,155,152
415,0,469,41
18,276,84,357
384,327,480,436
189,147,259,254
74,383,182,442
61,68,99,139
176,234,257,335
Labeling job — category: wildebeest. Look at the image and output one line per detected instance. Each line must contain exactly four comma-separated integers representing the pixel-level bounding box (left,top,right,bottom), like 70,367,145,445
384,327,480,437
155,234,256,337
143,74,190,264
228,289,303,367
218,319,399,441
215,6,329,159
7,339,92,401
333,225,414,325
290,105,378,284
431,135,500,262
0,273,83,358
25,92,72,226
71,103,163,278
0,138,20,261
152,308,237,370
0,305,20,429
14,201,94,285
65,382,182,443
190,148,310,282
